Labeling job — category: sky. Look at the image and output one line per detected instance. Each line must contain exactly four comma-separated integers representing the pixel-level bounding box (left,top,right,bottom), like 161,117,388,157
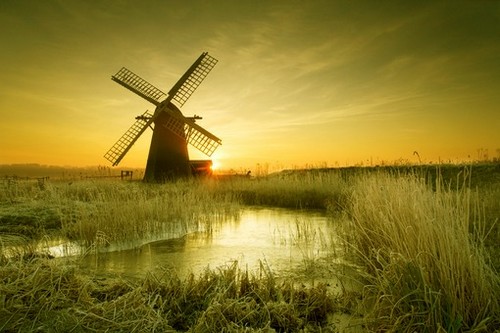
1,0,499,171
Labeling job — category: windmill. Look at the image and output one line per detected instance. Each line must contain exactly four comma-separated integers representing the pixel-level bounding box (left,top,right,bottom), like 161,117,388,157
104,52,221,182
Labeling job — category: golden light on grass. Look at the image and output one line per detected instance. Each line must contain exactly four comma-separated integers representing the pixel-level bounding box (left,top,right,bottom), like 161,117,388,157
344,171,500,331
0,164,498,331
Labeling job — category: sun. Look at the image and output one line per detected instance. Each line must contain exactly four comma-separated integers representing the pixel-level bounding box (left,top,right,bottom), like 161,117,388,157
210,159,220,172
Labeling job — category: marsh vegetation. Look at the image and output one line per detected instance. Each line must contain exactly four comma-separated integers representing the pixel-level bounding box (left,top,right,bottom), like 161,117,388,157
1,163,499,332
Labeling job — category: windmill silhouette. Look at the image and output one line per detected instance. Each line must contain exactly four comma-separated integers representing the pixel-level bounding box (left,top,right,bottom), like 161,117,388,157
104,52,221,182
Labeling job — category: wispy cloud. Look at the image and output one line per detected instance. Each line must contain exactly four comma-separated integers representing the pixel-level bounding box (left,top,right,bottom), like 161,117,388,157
1,1,498,167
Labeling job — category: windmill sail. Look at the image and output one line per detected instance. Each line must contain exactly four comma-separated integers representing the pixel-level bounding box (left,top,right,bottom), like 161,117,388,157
106,52,222,180
104,110,154,166
161,106,221,156
112,68,166,106
169,52,218,108
185,122,221,156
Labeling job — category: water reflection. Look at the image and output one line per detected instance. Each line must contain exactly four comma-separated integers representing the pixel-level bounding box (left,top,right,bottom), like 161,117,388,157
78,207,337,278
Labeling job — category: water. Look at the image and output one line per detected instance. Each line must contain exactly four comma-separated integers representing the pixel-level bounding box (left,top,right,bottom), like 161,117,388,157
77,207,338,278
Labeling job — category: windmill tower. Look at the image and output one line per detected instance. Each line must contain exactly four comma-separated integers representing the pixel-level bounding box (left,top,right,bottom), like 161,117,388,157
104,52,221,182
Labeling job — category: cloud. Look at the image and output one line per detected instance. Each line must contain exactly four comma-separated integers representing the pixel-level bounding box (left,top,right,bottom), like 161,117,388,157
1,1,498,167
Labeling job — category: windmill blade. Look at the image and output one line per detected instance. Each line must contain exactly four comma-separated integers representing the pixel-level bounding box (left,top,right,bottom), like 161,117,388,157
112,67,166,106
104,110,154,166
160,106,221,156
168,52,218,108
185,121,222,156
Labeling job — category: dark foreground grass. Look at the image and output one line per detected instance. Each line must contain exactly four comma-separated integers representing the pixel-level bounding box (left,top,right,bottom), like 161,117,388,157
0,258,338,332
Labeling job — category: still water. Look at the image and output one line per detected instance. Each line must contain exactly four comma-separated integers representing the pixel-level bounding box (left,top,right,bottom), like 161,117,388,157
76,207,337,279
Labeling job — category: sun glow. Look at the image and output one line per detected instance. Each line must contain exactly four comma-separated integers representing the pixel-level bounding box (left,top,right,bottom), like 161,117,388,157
210,159,220,172
0,2,498,170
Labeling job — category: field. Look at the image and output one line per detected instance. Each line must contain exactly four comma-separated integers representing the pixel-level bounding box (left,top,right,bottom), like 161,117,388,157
1,163,499,332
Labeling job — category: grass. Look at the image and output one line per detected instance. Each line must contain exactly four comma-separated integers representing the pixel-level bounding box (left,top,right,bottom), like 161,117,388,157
1,163,499,331
1,179,240,251
343,170,499,332
208,169,350,210
0,258,336,332
0,171,347,251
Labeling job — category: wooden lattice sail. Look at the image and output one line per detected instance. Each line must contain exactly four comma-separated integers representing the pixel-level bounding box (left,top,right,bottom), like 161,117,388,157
104,52,222,181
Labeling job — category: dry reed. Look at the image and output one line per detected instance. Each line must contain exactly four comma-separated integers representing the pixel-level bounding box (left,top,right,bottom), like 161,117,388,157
0,258,337,332
1,179,241,251
345,172,500,332
1,166,499,331
211,170,349,210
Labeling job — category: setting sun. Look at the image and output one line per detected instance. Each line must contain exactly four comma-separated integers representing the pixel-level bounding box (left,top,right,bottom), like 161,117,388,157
0,1,499,172
210,159,220,172
0,2,499,329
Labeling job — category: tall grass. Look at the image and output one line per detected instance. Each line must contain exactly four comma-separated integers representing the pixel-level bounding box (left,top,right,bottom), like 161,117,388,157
52,180,240,249
211,169,349,210
1,179,240,251
1,167,499,331
1,172,348,252
0,258,336,332
345,172,499,331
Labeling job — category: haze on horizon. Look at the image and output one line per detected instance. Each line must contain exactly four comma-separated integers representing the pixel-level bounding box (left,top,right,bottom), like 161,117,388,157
1,1,499,171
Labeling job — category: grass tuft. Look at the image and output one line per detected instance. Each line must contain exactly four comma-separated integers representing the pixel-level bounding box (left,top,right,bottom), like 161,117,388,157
0,258,337,332
345,172,500,332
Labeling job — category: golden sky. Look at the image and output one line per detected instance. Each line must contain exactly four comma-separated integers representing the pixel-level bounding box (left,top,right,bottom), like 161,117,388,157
1,0,499,170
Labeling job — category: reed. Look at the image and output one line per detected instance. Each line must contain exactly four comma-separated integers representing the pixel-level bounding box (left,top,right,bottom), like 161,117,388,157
1,180,240,250
1,174,349,252
1,166,499,331
0,233,35,262
345,171,500,332
211,169,350,211
0,258,336,332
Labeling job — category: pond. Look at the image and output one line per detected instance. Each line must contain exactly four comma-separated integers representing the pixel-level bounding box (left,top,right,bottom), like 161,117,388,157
75,207,341,279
